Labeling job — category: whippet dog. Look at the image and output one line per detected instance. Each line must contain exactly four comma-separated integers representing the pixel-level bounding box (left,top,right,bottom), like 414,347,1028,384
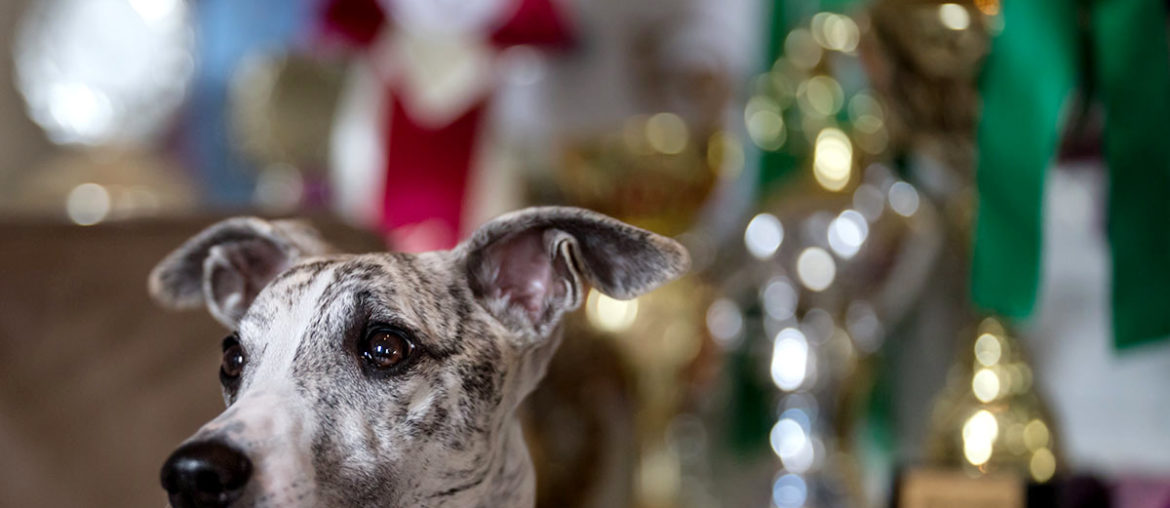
149,207,689,508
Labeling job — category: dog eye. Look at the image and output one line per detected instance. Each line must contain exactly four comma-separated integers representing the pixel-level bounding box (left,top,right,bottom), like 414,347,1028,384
221,336,246,380
361,328,415,371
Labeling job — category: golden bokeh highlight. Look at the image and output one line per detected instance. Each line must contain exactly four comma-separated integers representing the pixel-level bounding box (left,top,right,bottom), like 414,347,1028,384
938,3,971,31
813,127,853,191
971,368,1000,403
645,112,689,155
798,76,845,117
974,332,1002,366
745,95,786,152
928,317,1060,482
585,289,640,333
811,12,860,53
785,28,822,69
962,410,998,466
1023,419,1049,451
1029,448,1056,482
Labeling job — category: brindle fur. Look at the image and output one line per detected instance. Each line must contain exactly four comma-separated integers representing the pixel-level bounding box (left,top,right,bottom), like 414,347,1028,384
149,207,689,507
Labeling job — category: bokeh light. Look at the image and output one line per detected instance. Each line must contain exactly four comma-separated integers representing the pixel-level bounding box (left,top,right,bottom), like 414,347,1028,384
771,328,809,391
706,298,744,349
798,76,845,117
65,183,111,226
937,3,971,31
745,213,784,260
972,368,1001,403
811,12,860,53
974,333,1003,366
1023,419,1050,451
1029,448,1056,482
963,410,999,466
827,209,868,259
888,181,920,216
15,0,193,145
813,128,853,191
762,277,799,321
646,112,689,155
586,289,640,333
796,247,836,291
772,473,808,508
785,28,822,70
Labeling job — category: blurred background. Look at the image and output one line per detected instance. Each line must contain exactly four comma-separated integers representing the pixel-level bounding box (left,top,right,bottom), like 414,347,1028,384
1,0,1169,506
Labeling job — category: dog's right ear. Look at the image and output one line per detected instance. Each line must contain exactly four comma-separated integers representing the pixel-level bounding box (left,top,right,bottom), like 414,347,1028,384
149,217,333,328
457,207,689,340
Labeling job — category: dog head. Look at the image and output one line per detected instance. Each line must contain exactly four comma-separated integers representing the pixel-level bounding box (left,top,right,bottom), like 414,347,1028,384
148,207,688,508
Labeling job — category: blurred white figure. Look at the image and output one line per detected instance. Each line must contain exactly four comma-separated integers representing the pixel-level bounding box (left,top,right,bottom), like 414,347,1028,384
1031,163,1170,474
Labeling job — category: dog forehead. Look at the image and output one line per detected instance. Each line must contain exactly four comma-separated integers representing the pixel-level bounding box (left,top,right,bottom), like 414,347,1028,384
237,257,342,332
237,252,466,347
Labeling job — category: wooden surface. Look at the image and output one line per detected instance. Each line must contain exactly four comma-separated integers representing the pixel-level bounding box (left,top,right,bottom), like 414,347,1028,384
0,217,382,507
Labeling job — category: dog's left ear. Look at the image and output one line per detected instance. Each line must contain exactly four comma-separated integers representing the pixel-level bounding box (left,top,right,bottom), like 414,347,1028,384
149,217,334,328
459,206,689,338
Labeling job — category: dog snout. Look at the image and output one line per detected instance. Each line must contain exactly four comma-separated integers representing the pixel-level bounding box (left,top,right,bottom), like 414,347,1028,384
161,440,253,508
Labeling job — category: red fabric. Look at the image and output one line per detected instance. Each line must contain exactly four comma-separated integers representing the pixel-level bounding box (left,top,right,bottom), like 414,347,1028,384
320,0,575,249
319,0,387,48
490,0,574,48
380,93,487,249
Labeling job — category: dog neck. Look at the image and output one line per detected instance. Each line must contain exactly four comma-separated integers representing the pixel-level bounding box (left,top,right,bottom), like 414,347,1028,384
436,418,534,508
471,329,564,506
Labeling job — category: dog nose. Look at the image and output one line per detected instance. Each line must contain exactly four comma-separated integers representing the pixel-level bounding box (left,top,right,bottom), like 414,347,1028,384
160,440,252,508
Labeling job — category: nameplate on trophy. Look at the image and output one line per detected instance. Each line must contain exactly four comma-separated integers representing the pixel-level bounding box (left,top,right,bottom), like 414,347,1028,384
899,468,1024,508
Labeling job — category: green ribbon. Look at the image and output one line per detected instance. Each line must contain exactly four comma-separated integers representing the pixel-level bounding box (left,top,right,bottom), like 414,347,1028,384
973,0,1170,348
